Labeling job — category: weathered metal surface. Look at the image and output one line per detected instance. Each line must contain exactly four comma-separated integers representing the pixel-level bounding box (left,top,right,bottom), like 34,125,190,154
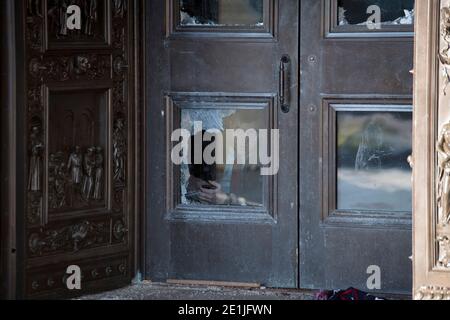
146,0,299,288
300,0,413,294
18,0,138,299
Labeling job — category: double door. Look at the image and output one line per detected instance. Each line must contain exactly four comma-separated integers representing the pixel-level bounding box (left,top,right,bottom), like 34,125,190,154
147,0,414,293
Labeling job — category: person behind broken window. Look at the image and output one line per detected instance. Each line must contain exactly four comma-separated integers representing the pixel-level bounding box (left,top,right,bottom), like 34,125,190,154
185,131,246,206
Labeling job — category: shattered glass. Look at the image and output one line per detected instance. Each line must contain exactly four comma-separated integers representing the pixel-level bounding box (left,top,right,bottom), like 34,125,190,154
337,0,415,27
179,108,266,207
179,0,264,27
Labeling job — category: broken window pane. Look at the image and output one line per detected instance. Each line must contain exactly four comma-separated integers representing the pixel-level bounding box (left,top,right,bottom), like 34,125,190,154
338,0,414,26
179,0,264,27
337,111,412,212
180,108,267,207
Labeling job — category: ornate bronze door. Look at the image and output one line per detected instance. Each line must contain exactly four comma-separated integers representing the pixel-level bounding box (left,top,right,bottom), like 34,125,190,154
20,0,138,298
413,0,450,300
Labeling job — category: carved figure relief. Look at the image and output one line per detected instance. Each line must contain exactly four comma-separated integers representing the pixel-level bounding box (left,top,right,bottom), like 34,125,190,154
438,236,450,268
28,125,44,192
55,162,67,207
415,286,450,300
113,117,126,184
26,0,44,50
440,7,450,95
28,0,43,17
67,146,83,185
437,121,450,226
47,89,109,212
28,220,108,256
82,147,96,200
84,0,98,36
49,153,62,209
113,0,126,18
436,121,450,271
93,147,104,200
72,56,91,76
47,0,103,41
49,146,105,210
48,0,69,37
30,55,110,82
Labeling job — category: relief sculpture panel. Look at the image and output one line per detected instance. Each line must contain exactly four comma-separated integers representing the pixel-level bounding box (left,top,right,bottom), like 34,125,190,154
23,0,132,297
47,0,107,45
437,4,450,270
48,90,108,213
437,122,450,268
413,0,450,300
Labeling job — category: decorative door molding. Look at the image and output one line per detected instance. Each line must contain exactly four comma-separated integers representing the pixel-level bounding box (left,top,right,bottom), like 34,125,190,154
413,0,450,300
22,0,137,298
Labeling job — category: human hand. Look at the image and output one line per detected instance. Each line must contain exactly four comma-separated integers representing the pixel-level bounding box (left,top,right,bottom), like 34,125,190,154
198,181,230,205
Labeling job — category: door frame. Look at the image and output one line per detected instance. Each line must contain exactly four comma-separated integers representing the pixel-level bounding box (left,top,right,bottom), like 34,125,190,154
0,0,18,300
137,0,147,282
413,0,450,299
2,0,439,297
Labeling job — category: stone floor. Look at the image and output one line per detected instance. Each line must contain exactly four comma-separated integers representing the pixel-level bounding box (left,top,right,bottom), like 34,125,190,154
79,281,318,300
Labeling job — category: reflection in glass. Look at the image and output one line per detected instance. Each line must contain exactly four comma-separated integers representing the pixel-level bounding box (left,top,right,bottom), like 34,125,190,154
180,0,264,26
337,111,412,212
180,108,266,207
337,0,414,26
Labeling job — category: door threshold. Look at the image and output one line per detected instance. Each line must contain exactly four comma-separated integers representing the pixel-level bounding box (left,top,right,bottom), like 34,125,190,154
79,281,318,300
164,281,411,300
78,281,412,300
166,279,261,289
163,280,318,296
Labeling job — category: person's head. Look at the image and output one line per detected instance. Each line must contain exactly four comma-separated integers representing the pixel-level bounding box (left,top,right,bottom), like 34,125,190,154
188,130,216,181
443,123,450,143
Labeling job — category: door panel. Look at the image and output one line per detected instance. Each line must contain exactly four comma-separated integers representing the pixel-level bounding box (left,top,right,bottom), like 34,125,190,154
300,0,414,294
147,0,299,288
20,0,136,298
1,0,17,300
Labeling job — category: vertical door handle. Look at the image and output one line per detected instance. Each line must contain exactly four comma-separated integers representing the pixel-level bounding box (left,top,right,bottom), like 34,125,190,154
279,55,291,113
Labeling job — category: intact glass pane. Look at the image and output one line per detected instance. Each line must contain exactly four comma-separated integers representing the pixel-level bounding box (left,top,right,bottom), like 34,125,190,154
337,0,415,26
180,108,266,207
337,111,412,212
180,0,264,26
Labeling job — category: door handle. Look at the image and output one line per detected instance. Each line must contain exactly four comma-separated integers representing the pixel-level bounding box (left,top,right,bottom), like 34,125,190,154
279,55,291,113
